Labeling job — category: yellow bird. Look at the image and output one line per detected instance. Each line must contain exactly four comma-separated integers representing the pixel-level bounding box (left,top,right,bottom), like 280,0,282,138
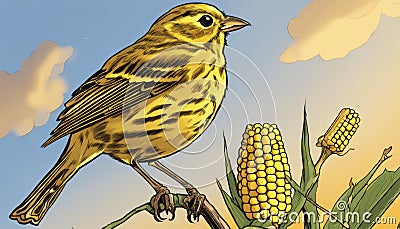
10,3,249,225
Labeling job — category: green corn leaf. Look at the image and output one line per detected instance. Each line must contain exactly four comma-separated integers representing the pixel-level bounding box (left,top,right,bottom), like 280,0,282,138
349,147,393,212
300,106,320,229
300,107,316,190
349,185,367,212
217,179,252,229
324,147,393,229
251,218,273,228
351,167,400,229
223,134,242,207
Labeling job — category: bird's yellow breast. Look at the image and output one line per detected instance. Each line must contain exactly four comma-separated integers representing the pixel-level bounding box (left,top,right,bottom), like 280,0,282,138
121,64,226,162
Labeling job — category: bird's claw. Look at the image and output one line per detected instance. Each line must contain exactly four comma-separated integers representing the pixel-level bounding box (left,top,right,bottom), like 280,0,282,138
150,186,175,222
183,188,206,223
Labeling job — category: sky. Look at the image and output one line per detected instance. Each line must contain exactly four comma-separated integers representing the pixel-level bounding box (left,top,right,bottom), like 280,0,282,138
0,0,399,228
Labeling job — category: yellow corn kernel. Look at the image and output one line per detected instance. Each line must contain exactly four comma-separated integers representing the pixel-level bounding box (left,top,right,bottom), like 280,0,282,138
267,183,277,190
256,170,266,177
267,175,277,182
268,132,275,139
260,202,271,210
248,181,258,190
242,195,250,203
276,179,285,187
276,172,285,179
265,161,274,167
247,174,257,181
278,202,286,211
257,178,267,185
250,197,258,205
277,193,286,202
257,194,268,202
252,205,260,212
266,167,276,174
249,130,255,136
276,187,285,193
262,136,271,145
253,213,260,219
257,163,266,171
254,149,263,157
263,153,272,160
257,186,267,194
269,199,279,206
249,190,258,197
255,157,264,164
272,149,280,155
270,206,279,214
247,145,255,152
254,142,263,149
248,137,254,145
267,191,277,199
247,167,257,174
274,162,284,171
248,153,255,161
283,163,290,171
243,204,251,212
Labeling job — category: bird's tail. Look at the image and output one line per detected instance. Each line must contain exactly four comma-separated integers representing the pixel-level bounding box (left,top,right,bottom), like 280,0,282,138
10,134,102,225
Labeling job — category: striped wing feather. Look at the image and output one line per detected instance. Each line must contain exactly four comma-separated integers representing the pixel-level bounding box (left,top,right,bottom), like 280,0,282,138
42,67,186,147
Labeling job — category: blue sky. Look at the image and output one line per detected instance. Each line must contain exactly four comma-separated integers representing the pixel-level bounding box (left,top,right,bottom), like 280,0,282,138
1,0,399,228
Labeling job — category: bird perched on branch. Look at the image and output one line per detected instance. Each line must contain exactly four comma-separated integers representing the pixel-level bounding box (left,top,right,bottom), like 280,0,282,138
10,3,249,225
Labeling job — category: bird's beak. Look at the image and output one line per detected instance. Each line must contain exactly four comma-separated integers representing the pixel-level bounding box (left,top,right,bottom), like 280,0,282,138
220,16,251,33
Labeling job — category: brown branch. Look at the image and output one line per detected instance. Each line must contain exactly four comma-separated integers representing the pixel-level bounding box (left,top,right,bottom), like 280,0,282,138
201,197,230,229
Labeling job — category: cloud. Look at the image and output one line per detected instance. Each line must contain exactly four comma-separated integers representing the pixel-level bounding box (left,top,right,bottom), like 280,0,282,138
280,0,400,63
0,41,73,137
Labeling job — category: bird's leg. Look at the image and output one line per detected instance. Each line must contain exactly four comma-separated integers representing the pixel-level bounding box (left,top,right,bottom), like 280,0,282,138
131,160,175,222
149,160,206,223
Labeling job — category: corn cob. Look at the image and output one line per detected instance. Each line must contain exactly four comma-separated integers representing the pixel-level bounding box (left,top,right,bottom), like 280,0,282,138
237,123,292,224
316,108,360,154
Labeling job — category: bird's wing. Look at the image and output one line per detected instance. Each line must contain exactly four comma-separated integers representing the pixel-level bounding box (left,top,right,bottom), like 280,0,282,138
42,63,188,147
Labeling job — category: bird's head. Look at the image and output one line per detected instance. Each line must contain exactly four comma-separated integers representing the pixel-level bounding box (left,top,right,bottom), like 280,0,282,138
149,3,250,44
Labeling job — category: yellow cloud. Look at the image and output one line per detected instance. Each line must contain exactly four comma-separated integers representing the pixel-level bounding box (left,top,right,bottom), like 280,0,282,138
0,41,73,137
280,0,400,63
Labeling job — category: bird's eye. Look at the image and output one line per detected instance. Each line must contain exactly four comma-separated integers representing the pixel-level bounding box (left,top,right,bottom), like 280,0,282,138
198,15,213,27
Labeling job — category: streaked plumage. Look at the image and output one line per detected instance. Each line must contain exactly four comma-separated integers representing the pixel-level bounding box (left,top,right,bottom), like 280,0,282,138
10,3,249,225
